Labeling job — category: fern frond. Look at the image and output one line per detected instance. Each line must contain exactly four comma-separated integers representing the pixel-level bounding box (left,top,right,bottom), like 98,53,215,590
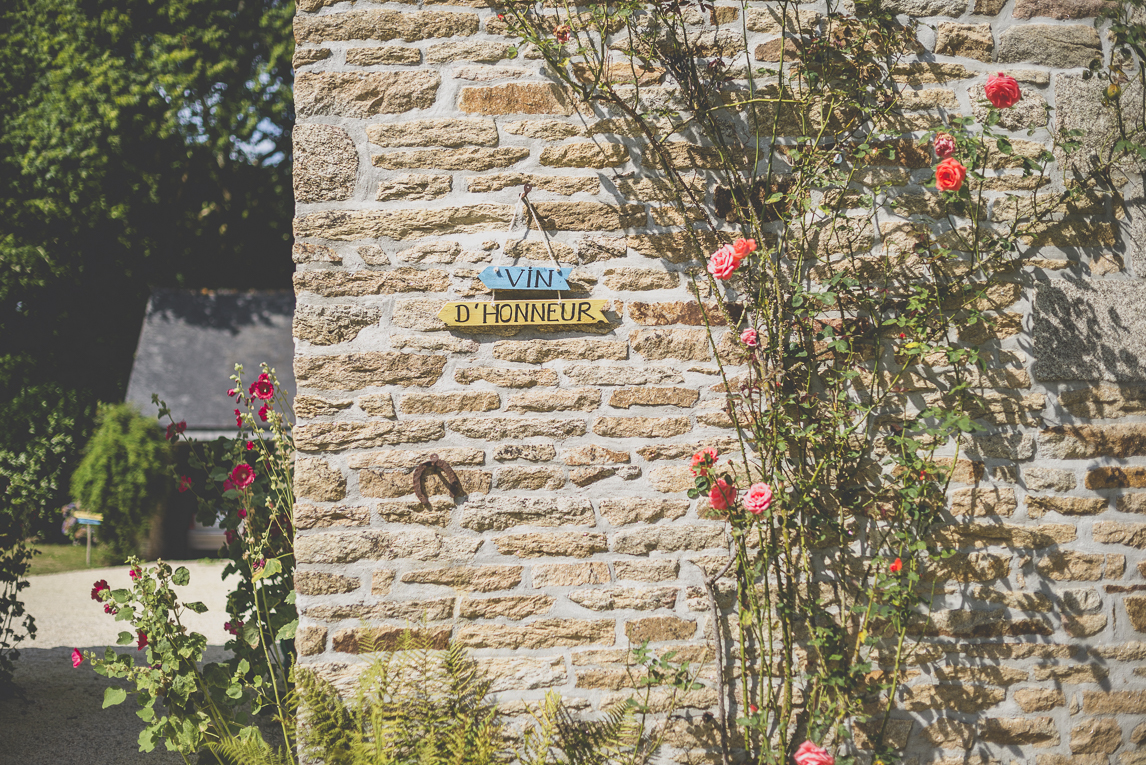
207,732,291,765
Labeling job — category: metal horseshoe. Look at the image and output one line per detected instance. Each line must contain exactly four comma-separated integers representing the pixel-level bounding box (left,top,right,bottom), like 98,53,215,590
411,454,464,507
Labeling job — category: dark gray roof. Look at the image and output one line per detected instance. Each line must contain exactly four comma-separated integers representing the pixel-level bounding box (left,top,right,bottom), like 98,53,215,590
125,289,296,430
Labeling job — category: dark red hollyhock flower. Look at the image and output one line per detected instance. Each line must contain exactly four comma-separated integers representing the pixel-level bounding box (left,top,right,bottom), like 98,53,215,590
230,463,256,489
136,631,148,650
249,374,274,401
165,420,186,441
234,408,243,427
258,404,269,421
224,620,243,636
178,475,192,493
91,579,110,601
129,567,141,580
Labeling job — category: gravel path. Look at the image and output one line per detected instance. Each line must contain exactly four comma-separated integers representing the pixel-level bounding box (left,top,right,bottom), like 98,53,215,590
0,561,236,765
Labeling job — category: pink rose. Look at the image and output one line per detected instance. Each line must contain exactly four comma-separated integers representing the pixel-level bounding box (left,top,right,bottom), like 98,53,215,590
71,648,83,668
707,245,739,280
744,483,773,515
740,328,759,347
984,72,1021,109
794,741,834,765
230,463,256,490
730,238,756,264
709,478,737,511
690,447,718,476
933,133,956,159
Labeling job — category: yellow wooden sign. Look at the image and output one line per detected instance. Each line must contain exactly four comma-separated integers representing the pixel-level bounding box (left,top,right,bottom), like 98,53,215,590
439,300,608,327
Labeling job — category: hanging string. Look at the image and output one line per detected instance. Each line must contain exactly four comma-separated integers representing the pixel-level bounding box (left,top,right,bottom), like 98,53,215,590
519,185,566,302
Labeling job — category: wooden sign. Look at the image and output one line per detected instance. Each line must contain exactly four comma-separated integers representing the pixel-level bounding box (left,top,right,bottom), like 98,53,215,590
478,266,572,291
439,300,608,327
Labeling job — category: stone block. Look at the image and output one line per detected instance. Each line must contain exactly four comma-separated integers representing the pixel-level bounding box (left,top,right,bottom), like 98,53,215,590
294,9,479,43
934,22,993,62
625,616,696,643
612,526,725,555
1071,719,1123,753
459,83,572,115
949,487,1017,517
295,458,347,501
294,269,449,297
295,205,514,241
613,559,680,581
332,626,451,653
532,562,611,587
997,24,1102,68
295,420,445,451
1039,424,1146,459
565,365,683,386
626,301,725,326
494,444,557,462
1017,688,1066,712
460,496,593,531
540,142,628,168
493,339,627,364
295,503,370,530
345,46,421,66
298,626,327,656
630,329,712,361
294,124,357,202
468,173,599,195
593,417,691,439
569,586,678,612
296,571,360,595
1033,281,1146,383
496,533,609,559
454,619,615,649
598,498,689,526
295,72,441,118
1061,385,1146,418
447,417,586,440
401,565,523,592
372,147,529,171
376,174,452,201
294,304,380,346
454,367,558,387
507,388,601,412
1013,0,1117,18
458,595,555,620
981,717,1060,746
1087,467,1146,490
1027,495,1108,517
296,352,446,391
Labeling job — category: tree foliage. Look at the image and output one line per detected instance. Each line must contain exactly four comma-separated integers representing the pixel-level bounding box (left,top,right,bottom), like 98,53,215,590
70,403,173,561
0,0,295,533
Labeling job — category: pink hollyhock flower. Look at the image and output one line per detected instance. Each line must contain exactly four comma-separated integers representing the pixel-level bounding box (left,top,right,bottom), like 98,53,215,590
794,741,834,765
222,477,234,492
230,464,255,489
709,478,737,511
72,648,84,668
249,375,274,401
744,482,774,515
177,475,192,493
934,157,967,192
246,441,255,451
237,508,248,519
136,631,148,651
707,245,739,280
889,557,903,573
690,447,718,476
984,72,1021,109
933,133,956,159
227,388,236,397
730,238,756,264
740,328,759,347
224,620,244,636
258,404,269,421
91,579,109,601
129,567,141,580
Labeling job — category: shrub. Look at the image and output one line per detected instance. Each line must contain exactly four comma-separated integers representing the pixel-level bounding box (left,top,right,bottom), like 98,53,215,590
70,403,173,561
0,510,36,687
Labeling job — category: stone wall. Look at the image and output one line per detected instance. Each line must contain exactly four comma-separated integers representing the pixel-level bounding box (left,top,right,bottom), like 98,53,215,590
291,0,1146,761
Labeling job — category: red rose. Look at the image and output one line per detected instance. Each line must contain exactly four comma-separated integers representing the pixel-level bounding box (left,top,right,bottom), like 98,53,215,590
984,72,1021,109
230,463,256,490
709,478,737,511
690,447,718,476
889,557,903,573
934,157,967,192
249,376,274,401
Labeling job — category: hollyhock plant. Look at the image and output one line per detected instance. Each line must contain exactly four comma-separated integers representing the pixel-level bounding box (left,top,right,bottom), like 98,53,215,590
91,579,109,601
177,475,192,493
933,132,956,159
794,741,834,765
740,327,759,347
71,648,83,668
934,157,967,192
230,463,256,490
984,72,1021,109
744,483,774,515
709,478,737,511
708,244,739,280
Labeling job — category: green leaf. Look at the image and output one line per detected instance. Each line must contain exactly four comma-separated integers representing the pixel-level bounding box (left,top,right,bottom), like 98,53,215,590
275,619,298,641
172,566,190,586
253,557,282,582
184,601,208,614
103,686,127,708
116,631,133,646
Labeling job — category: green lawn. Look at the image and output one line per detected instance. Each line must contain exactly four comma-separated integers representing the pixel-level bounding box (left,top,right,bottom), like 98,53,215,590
28,543,120,575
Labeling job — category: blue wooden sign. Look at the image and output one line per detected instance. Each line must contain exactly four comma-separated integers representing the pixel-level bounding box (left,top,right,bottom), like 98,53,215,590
478,266,572,291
